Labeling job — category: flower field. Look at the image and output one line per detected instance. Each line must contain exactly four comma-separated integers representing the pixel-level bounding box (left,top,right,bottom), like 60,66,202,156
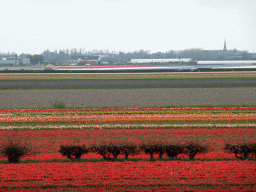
0,106,256,191
1,161,256,191
1,71,256,81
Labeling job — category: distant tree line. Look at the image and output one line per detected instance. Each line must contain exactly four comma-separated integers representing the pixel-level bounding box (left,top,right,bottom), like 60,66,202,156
43,48,256,65
1,48,255,66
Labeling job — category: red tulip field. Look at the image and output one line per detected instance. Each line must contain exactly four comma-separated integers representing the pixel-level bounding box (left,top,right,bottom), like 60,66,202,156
0,106,256,191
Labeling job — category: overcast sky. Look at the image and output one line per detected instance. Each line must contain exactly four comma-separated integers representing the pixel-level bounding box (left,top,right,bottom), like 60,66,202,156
1,0,255,55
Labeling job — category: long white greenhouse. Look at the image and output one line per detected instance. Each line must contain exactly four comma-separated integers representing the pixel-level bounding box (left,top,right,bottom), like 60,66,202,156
197,60,256,65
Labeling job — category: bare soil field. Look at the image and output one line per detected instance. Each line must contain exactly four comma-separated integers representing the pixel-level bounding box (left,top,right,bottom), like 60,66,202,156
1,79,256,89
0,88,255,108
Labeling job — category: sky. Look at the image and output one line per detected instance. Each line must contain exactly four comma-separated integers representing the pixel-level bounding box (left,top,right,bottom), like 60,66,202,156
0,0,255,55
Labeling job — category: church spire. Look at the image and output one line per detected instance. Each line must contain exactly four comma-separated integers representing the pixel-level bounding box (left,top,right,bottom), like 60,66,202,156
223,39,227,54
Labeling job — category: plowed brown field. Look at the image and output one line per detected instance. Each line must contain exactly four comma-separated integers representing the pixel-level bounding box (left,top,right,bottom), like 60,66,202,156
1,87,255,108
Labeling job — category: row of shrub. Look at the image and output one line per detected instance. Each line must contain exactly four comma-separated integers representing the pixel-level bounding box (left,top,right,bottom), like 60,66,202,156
60,141,256,162
1,140,256,163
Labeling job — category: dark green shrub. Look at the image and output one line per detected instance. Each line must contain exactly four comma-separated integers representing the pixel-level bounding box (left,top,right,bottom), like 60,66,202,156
141,140,186,160
140,140,162,160
224,143,240,157
119,141,140,160
154,141,168,159
224,142,254,160
90,143,111,161
165,142,184,160
60,145,89,161
53,102,66,109
0,141,31,163
183,141,210,160
251,143,256,158
91,141,141,161
107,143,122,161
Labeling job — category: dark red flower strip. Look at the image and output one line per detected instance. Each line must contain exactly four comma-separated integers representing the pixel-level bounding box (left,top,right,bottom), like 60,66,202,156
0,161,255,189
6,185,256,192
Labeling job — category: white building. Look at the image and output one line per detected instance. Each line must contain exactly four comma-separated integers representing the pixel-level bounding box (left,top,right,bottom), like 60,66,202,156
0,60,19,66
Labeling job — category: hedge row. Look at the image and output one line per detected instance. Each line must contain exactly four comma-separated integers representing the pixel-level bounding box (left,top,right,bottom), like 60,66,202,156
1,140,256,163
59,141,256,162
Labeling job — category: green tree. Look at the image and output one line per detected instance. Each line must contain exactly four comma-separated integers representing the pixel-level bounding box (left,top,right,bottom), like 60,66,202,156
241,51,252,60
27,54,44,65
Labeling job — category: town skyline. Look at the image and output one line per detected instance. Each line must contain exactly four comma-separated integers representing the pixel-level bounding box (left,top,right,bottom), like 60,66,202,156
1,39,255,67
0,39,254,56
